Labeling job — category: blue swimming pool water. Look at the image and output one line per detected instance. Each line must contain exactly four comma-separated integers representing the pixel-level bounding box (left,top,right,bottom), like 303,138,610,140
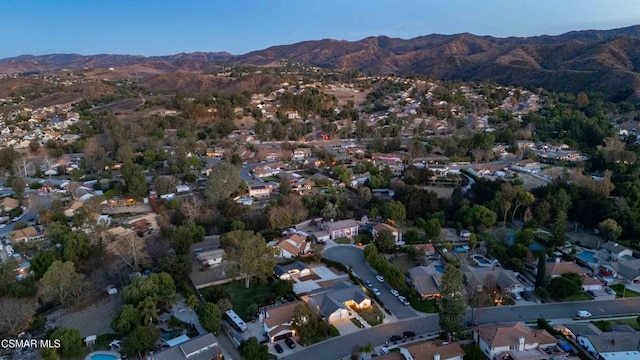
453,247,467,253
161,329,182,341
91,354,118,360
577,251,598,263
473,255,491,265
434,264,445,273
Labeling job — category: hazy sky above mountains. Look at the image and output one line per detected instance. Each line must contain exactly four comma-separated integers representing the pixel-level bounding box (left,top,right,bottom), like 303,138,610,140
2,0,639,58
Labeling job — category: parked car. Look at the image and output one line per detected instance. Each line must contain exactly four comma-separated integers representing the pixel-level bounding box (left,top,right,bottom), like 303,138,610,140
510,292,522,300
605,287,615,295
376,275,385,283
587,290,597,297
285,338,296,349
274,344,283,353
522,292,531,301
372,288,381,296
398,296,410,306
403,331,416,338
390,289,399,297
575,311,591,319
389,335,402,342
365,280,373,288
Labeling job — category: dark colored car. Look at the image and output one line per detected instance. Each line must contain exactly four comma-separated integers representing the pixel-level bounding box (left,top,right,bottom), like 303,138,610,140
522,292,532,301
274,344,284,353
403,331,416,338
285,338,296,349
389,335,402,342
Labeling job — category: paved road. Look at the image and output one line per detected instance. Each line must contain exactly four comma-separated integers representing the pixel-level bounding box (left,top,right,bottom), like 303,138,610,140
239,160,276,185
472,297,640,325
323,245,418,320
283,315,440,360
0,191,51,237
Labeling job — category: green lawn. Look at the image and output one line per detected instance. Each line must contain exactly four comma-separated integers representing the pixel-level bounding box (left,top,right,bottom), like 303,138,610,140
334,237,351,245
610,318,640,330
358,306,384,326
221,279,274,320
611,284,640,298
408,296,438,313
566,293,592,301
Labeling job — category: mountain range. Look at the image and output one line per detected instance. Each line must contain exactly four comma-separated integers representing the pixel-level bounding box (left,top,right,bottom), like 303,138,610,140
2,25,640,101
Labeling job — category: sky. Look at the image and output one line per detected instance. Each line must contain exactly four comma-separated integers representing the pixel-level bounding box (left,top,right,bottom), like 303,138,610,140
1,0,640,59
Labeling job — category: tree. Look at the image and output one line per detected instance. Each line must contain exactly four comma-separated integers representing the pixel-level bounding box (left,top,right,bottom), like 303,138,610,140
495,183,514,227
169,223,205,256
205,162,242,204
49,328,82,357
535,253,547,288
439,264,466,336
268,194,308,229
321,201,338,220
111,304,140,335
220,230,278,288
113,232,149,270
122,161,148,199
8,175,25,200
382,200,406,222
549,274,581,299
358,186,372,203
122,272,176,306
41,261,90,307
198,302,222,334
159,255,192,285
273,279,294,299
511,188,535,222
598,218,622,241
239,336,271,360
137,296,159,325
551,211,568,247
181,196,203,223
424,218,441,239
153,175,178,196
0,297,36,336
292,303,322,344
127,326,160,353
30,250,60,279
375,230,396,253
279,174,292,197
61,230,90,263
331,166,353,185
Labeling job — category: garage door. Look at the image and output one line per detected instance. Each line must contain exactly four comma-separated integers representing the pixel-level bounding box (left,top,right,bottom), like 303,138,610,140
273,331,293,342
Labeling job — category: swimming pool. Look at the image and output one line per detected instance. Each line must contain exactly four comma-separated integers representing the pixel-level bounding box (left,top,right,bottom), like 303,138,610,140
161,329,183,341
453,246,470,253
577,250,598,263
434,264,445,273
86,351,120,360
472,255,493,267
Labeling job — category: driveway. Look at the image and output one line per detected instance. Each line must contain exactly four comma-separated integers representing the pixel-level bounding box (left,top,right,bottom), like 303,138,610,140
332,318,362,336
323,245,418,320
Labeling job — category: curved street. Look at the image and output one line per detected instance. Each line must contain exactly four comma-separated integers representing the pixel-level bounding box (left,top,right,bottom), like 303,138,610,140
323,245,419,320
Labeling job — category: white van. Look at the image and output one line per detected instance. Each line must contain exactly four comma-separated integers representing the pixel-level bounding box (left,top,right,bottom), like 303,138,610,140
576,311,591,318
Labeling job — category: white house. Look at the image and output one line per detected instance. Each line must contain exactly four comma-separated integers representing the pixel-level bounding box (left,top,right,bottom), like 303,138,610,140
474,322,557,360
306,282,371,323
600,242,633,262
249,184,273,198
275,261,311,280
195,249,225,267
323,219,359,240
275,234,310,258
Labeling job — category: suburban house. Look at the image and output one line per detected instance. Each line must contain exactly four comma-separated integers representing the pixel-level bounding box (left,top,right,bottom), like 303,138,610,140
275,261,311,280
260,300,303,342
600,242,633,262
248,184,273,198
411,243,436,257
546,261,604,291
205,147,224,157
323,219,359,240
194,248,225,267
614,258,640,284
11,226,45,243
152,333,220,360
64,200,84,218
253,164,283,178
378,341,465,360
564,322,640,360
407,265,442,299
473,322,557,360
306,282,371,322
292,148,312,161
275,233,310,258
373,223,403,243
463,267,524,294
0,197,19,212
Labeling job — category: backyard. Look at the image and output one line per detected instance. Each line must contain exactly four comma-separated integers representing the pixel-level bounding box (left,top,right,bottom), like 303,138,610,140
199,279,276,321
358,306,385,325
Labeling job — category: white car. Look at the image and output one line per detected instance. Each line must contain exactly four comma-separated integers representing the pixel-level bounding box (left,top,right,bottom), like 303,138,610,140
398,296,410,306
575,311,591,318
390,289,399,297
372,288,381,296
376,275,385,283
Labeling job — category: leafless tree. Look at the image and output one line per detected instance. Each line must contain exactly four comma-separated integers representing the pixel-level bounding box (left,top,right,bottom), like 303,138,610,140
112,232,149,270
181,196,203,223
0,297,37,335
